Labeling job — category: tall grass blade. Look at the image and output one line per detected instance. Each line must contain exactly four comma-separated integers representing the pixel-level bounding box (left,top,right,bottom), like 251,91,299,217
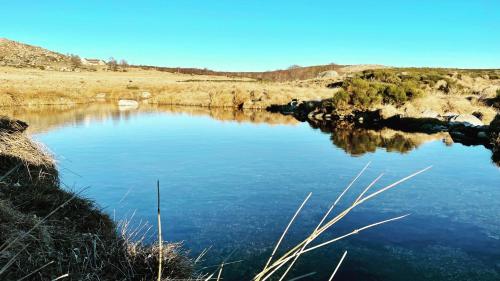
254,166,430,280
328,251,347,281
157,180,163,281
0,163,21,182
51,273,69,281
277,162,371,281
216,263,224,281
261,192,312,272
0,192,78,253
17,261,54,281
288,271,316,281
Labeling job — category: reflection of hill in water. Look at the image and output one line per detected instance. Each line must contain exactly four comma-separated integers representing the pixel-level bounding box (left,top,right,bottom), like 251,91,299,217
0,103,299,134
309,121,452,156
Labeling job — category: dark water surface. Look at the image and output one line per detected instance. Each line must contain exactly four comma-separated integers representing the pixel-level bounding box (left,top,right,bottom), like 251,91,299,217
10,104,500,280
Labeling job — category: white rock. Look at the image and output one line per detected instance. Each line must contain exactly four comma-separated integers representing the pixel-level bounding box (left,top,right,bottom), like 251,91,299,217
118,99,139,109
421,109,439,119
449,114,483,127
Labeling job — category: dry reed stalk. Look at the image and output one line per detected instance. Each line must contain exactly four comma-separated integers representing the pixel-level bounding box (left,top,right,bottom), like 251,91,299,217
157,180,163,281
328,251,347,281
253,165,431,281
287,271,316,281
216,263,224,281
17,261,54,281
262,192,312,272
51,273,69,280
277,162,371,280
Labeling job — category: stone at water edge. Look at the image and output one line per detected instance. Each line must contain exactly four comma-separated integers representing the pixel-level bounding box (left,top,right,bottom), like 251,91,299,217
449,114,483,127
421,109,439,119
118,99,139,108
442,112,459,120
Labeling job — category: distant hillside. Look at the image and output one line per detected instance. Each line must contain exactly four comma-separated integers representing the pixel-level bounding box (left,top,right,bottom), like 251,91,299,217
136,64,349,82
0,37,381,81
0,38,74,70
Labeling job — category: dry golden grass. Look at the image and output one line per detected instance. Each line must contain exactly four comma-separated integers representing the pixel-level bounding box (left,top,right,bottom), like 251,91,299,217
1,66,497,125
0,132,53,167
0,67,332,109
381,93,498,124
149,81,332,108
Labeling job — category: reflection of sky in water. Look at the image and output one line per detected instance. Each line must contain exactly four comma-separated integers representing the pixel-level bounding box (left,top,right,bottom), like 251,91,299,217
31,110,499,281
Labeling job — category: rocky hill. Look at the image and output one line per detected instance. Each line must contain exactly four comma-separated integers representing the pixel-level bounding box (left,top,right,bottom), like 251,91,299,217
0,38,73,70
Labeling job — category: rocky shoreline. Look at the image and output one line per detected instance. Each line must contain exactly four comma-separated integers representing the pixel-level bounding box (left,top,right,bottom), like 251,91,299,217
268,100,500,163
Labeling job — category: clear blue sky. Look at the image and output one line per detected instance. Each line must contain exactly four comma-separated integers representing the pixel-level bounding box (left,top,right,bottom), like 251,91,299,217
1,0,499,71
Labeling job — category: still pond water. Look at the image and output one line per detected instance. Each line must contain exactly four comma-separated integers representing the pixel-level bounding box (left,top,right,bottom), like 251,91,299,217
11,104,500,280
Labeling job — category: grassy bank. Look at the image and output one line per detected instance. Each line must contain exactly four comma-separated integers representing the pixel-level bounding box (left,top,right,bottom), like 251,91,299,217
0,67,333,109
2,67,499,125
0,116,192,280
326,68,500,123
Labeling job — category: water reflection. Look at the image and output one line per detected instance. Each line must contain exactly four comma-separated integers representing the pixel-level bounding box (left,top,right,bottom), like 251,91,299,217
2,104,498,280
1,104,451,156
308,120,452,156
306,119,500,166
3,104,499,166
0,103,299,134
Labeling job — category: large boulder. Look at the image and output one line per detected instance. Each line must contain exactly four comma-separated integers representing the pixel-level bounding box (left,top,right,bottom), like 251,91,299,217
449,114,483,127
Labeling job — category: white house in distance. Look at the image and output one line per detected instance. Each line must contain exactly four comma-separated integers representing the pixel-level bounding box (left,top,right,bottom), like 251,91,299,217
81,58,106,66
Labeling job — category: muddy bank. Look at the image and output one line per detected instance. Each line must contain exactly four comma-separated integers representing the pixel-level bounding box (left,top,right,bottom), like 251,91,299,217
0,116,192,280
